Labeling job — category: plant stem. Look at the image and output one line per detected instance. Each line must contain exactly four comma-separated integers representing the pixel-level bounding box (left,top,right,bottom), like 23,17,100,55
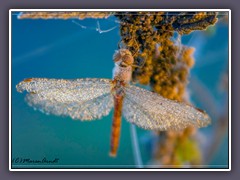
130,124,143,168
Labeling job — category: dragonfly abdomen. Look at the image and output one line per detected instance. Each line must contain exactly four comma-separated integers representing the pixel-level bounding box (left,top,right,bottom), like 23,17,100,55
109,94,124,157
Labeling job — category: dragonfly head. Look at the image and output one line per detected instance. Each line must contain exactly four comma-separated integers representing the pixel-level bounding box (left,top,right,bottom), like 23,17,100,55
113,49,134,67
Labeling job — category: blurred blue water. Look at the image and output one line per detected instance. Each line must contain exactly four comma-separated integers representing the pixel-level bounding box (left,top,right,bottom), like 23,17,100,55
11,13,229,168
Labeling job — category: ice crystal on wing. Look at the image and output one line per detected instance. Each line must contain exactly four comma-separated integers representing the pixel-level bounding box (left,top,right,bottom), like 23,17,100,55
123,85,211,131
16,78,113,120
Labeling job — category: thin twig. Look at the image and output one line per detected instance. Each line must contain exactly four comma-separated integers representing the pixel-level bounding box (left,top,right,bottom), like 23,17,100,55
130,124,144,168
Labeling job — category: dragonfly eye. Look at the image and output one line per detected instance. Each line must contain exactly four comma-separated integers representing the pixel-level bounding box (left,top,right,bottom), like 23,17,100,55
119,62,128,67
122,54,134,66
113,50,122,62
113,49,133,64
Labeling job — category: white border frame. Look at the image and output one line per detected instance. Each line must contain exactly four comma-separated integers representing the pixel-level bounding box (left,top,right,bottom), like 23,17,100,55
9,9,231,171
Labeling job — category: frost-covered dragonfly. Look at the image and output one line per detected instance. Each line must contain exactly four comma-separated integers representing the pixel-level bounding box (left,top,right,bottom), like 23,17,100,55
16,49,211,157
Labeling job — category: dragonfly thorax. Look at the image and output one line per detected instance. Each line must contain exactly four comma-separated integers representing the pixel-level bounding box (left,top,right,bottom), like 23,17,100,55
112,49,133,83
112,63,132,83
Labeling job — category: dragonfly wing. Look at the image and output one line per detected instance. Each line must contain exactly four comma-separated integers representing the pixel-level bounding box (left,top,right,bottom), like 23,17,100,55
123,85,211,131
16,78,113,120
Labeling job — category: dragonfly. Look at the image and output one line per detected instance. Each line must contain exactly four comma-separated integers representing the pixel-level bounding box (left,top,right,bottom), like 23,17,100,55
16,49,211,157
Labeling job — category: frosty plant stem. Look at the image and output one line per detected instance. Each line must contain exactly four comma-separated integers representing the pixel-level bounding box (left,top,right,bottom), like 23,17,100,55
130,124,143,168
